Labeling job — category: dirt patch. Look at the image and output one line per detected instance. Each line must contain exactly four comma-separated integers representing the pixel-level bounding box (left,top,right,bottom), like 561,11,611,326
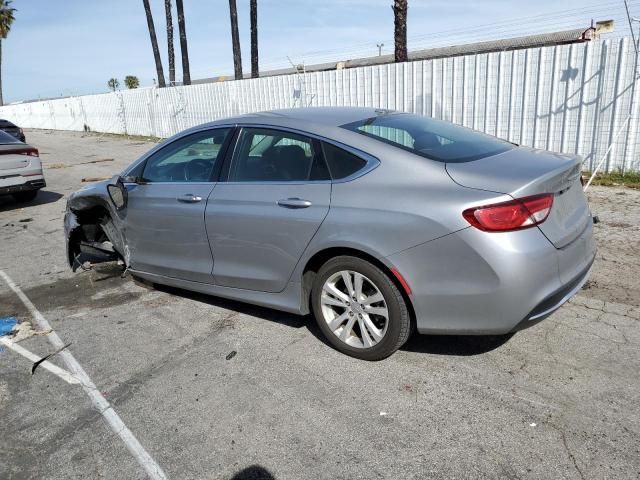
0,265,145,317
584,186,640,306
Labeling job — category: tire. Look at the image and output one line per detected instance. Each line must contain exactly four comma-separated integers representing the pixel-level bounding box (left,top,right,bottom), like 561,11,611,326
311,255,411,361
12,190,38,203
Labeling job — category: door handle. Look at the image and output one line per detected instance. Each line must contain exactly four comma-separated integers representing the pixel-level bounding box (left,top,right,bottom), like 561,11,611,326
277,198,312,209
177,193,203,203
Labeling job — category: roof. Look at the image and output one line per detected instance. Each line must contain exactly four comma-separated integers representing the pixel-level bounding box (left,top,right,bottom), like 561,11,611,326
254,107,393,126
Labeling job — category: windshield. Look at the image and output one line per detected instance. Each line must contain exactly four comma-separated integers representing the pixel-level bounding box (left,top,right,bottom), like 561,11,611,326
341,113,514,163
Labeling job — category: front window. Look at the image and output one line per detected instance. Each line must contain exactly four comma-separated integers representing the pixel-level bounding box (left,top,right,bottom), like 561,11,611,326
341,113,514,163
141,128,231,182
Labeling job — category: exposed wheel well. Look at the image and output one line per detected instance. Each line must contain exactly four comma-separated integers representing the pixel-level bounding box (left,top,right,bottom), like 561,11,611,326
301,247,416,328
67,205,121,269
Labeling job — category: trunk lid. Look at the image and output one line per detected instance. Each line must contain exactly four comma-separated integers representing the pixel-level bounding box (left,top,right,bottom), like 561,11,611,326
0,146,31,171
446,146,589,248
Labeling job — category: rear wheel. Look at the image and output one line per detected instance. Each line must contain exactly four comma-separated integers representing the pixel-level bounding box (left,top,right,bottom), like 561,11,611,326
311,256,411,360
12,190,38,203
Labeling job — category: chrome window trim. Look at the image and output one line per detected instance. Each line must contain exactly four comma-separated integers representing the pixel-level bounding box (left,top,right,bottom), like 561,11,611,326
122,122,380,185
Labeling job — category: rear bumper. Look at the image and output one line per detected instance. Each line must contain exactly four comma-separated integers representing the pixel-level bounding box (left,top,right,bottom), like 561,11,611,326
0,177,46,195
386,219,595,335
511,256,594,331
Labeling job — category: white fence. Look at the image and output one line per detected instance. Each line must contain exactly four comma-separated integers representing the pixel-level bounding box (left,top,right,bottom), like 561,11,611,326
2,37,639,172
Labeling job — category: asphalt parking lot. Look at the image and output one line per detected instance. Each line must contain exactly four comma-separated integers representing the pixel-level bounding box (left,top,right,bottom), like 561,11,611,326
1,129,639,480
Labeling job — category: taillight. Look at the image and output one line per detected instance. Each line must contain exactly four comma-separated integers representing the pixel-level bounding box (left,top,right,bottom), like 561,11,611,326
463,194,554,232
4,147,39,157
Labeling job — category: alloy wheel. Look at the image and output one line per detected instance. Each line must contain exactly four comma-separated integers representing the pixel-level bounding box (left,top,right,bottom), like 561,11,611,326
320,270,389,348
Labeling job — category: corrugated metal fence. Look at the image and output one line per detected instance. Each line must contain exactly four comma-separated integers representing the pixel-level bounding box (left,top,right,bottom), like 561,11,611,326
2,37,639,172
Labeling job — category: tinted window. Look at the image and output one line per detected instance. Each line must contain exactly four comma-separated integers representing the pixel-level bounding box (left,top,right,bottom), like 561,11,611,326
341,113,513,163
229,128,326,182
322,142,367,180
142,128,230,182
0,129,20,144
0,120,16,128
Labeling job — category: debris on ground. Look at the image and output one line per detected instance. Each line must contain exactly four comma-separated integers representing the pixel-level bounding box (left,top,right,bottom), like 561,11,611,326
18,218,33,223
81,176,111,183
9,321,52,342
31,343,71,375
226,350,237,360
0,317,18,336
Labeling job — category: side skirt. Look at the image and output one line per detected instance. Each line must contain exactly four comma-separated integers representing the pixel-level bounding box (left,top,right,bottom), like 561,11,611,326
129,269,306,316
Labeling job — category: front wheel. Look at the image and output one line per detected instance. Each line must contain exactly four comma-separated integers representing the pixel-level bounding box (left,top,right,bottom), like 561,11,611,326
311,256,412,361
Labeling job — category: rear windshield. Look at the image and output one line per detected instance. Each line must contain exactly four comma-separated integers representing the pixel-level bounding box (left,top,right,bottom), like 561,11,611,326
0,129,20,144
0,120,16,128
341,113,514,163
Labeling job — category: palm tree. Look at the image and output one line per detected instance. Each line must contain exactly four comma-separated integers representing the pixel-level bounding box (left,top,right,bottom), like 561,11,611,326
175,0,191,85
165,0,175,85
229,0,243,80
250,0,258,78
107,78,120,91
124,75,140,89
142,0,166,88
0,0,16,106
392,0,408,63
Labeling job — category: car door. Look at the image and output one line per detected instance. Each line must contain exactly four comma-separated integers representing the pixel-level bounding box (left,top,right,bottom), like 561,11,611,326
205,127,332,292
123,127,232,283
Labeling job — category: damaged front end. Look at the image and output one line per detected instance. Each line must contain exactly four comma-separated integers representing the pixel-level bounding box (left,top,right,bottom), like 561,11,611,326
64,178,128,272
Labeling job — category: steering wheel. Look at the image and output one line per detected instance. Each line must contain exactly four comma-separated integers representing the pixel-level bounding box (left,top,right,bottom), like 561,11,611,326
184,158,212,181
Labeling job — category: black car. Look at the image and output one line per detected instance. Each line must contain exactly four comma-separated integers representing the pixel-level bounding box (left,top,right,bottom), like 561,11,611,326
0,119,26,142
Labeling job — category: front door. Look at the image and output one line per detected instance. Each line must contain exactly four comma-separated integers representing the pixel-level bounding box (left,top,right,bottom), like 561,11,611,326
124,128,232,283
206,127,331,292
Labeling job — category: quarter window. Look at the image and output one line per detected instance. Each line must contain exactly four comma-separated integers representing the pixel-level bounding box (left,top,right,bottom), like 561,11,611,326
229,128,327,182
321,142,367,180
141,128,231,183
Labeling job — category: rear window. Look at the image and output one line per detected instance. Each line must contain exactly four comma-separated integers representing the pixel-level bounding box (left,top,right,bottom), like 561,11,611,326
341,113,514,163
0,129,20,144
0,120,16,128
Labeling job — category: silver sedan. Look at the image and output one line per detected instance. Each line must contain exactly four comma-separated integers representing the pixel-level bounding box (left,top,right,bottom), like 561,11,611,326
64,107,595,360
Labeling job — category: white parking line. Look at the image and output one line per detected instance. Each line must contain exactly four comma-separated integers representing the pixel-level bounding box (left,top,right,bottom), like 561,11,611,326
0,270,168,480
0,337,80,385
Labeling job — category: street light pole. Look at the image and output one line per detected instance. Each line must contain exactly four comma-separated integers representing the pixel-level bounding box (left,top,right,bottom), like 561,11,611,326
376,43,384,56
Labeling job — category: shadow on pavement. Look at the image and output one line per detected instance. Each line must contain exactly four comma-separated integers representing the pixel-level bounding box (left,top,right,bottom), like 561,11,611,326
148,278,514,357
230,465,276,480
150,281,308,330
0,190,64,212
401,332,514,356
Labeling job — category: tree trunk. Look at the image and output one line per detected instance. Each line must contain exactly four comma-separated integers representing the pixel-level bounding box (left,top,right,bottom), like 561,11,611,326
165,0,175,85
142,0,166,87
0,39,3,106
229,0,243,80
392,0,408,63
250,0,258,78
175,0,191,85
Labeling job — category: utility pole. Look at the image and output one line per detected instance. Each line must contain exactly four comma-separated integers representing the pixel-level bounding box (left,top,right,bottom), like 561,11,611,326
250,0,259,78
377,43,384,56
229,0,243,80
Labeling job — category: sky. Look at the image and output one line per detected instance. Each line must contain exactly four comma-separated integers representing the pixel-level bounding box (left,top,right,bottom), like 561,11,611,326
2,0,639,103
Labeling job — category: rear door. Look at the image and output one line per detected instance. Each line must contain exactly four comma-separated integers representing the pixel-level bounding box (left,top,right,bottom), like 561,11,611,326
123,128,232,283
206,127,331,292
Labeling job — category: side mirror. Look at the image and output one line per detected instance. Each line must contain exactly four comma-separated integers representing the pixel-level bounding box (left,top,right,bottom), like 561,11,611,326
107,178,128,210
